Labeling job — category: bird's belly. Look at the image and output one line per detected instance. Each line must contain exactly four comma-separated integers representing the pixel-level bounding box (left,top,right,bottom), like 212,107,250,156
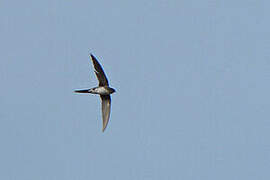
94,87,111,95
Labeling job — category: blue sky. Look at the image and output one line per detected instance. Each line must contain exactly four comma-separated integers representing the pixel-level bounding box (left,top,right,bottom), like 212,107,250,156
1,0,270,179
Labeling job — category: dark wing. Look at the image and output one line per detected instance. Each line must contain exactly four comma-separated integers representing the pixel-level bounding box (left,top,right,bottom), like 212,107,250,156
90,54,109,86
100,95,111,132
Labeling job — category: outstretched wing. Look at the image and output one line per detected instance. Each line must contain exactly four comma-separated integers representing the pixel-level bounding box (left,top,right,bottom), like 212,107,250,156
90,54,109,86
100,95,111,132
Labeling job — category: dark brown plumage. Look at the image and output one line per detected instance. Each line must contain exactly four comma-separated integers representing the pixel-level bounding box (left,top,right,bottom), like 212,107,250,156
75,54,115,132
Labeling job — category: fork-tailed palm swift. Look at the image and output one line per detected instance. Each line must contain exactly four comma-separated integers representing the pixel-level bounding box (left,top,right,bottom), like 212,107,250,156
75,54,115,132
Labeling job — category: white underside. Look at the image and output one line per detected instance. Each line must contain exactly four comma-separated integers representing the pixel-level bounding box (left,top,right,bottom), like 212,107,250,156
92,87,110,95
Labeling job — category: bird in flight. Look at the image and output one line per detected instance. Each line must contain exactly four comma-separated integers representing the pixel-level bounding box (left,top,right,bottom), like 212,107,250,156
75,54,116,132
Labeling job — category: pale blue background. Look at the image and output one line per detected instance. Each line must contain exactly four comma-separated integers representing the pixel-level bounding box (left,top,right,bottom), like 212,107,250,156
1,0,270,179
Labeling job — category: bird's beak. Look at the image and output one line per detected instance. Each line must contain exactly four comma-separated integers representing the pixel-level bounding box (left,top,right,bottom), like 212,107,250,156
74,89,90,93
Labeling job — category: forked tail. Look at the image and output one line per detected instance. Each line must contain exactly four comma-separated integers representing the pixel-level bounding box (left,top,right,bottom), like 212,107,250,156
74,89,90,93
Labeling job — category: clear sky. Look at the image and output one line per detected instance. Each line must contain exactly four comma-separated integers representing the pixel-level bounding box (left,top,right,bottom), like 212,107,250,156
1,0,270,179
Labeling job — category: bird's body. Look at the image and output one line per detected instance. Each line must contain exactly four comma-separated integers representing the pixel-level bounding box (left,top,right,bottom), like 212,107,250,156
75,87,115,95
91,86,115,95
74,54,115,132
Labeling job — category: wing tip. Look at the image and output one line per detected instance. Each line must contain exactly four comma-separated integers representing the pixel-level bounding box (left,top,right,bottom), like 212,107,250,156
102,125,107,132
90,53,96,61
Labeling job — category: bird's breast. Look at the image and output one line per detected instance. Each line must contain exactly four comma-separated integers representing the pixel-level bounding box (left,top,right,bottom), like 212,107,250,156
93,87,112,95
